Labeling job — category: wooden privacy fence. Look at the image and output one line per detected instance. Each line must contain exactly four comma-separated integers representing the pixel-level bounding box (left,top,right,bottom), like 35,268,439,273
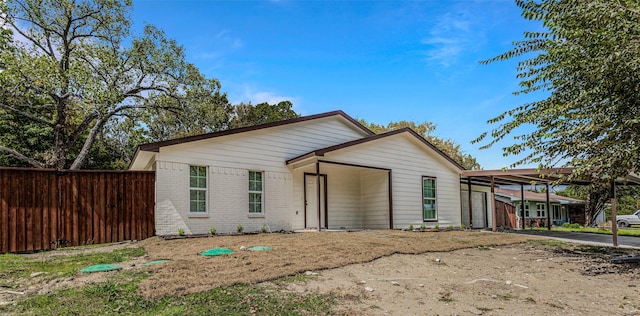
495,200,517,229
0,168,155,253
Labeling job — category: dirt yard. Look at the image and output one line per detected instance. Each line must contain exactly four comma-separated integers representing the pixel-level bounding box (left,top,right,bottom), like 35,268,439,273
4,230,640,315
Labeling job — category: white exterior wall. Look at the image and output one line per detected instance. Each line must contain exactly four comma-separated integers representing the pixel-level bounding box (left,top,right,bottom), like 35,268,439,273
460,184,493,229
321,134,462,228
324,165,362,229
153,116,368,235
361,169,390,229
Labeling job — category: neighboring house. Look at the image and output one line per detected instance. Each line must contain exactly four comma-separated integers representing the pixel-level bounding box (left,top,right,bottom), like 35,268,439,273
493,188,601,227
129,111,465,235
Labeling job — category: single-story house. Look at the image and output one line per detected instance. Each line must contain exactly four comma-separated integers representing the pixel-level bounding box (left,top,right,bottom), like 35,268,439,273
494,187,603,227
130,110,469,235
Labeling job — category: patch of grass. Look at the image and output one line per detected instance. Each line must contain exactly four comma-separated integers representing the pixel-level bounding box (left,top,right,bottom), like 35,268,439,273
527,240,570,248
535,226,640,237
477,307,493,312
0,247,145,279
275,274,312,283
2,273,336,316
477,246,491,251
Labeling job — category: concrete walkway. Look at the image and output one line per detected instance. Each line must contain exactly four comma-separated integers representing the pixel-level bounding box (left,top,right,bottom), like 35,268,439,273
511,229,640,249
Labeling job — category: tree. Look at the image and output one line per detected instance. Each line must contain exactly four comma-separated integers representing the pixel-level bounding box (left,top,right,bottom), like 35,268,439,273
475,0,640,182
230,101,299,129
358,119,481,170
556,184,640,224
0,0,230,169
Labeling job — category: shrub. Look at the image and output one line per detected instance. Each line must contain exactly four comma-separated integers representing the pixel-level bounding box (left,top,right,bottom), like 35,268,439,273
448,225,454,230
408,224,414,231
562,222,570,228
460,223,466,230
261,225,268,233
434,224,439,230
237,224,244,233
178,228,185,236
209,226,216,235
419,224,426,231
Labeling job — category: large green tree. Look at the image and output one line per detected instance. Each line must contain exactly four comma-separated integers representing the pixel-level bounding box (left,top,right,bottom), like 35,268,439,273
358,119,481,170
475,0,640,181
230,101,299,129
0,0,230,169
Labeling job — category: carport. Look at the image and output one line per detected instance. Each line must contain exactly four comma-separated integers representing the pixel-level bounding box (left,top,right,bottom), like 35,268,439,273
461,168,640,247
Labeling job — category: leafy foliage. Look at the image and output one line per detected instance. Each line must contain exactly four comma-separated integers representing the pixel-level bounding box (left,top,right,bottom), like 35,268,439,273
358,119,481,170
556,184,640,221
475,0,640,181
0,0,230,169
230,101,299,129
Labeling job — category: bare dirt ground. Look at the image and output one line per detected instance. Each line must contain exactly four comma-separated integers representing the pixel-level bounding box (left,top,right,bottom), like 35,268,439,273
3,230,640,315
279,244,640,315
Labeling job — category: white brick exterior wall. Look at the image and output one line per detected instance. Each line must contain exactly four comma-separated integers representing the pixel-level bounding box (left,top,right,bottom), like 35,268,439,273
137,114,464,235
155,162,295,235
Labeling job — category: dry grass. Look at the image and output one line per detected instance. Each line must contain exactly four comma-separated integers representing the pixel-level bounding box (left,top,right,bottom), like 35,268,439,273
137,230,536,298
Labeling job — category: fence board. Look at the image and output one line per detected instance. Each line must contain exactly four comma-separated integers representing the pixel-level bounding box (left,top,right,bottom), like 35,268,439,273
0,168,155,253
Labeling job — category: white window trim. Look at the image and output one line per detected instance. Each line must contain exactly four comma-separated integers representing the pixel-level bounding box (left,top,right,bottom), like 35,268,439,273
189,165,208,215
249,170,264,215
422,176,437,222
536,203,546,218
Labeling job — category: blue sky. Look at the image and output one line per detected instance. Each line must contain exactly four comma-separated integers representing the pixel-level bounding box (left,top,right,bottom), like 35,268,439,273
131,0,544,170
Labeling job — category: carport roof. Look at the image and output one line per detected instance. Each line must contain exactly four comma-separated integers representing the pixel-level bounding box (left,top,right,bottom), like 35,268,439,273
462,168,640,186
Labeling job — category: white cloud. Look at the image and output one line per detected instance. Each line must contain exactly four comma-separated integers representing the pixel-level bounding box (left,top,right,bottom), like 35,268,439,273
231,85,300,109
421,10,477,67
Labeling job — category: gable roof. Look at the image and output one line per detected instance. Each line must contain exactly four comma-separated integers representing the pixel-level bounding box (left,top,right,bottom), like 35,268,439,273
285,127,465,171
495,187,584,204
136,110,373,153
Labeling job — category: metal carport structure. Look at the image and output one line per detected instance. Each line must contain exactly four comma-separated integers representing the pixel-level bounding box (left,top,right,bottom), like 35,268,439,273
461,168,640,247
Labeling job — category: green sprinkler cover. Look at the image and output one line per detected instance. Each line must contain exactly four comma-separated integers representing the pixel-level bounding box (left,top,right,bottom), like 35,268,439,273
248,246,272,251
80,264,122,274
143,260,170,266
200,248,234,257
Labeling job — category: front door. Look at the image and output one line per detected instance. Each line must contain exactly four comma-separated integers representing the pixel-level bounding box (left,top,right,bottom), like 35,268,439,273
305,174,327,229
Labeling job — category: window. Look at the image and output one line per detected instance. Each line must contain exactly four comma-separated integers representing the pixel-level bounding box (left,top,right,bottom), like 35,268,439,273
189,166,207,213
422,177,437,221
536,203,546,218
249,171,263,214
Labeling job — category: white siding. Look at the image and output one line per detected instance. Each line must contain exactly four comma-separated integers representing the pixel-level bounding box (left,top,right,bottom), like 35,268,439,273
153,116,368,235
324,165,362,229
460,184,494,229
321,133,462,228
361,169,389,229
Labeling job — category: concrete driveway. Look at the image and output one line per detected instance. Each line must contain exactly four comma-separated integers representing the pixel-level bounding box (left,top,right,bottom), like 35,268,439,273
511,229,640,249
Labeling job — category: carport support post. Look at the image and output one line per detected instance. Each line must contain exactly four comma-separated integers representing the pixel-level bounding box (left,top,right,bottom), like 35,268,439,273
611,180,618,247
316,162,321,232
491,176,496,232
546,183,551,230
520,184,525,230
467,177,473,229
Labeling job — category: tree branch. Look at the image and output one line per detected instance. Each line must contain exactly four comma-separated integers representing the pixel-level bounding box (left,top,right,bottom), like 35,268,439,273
0,103,54,126
0,146,45,168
